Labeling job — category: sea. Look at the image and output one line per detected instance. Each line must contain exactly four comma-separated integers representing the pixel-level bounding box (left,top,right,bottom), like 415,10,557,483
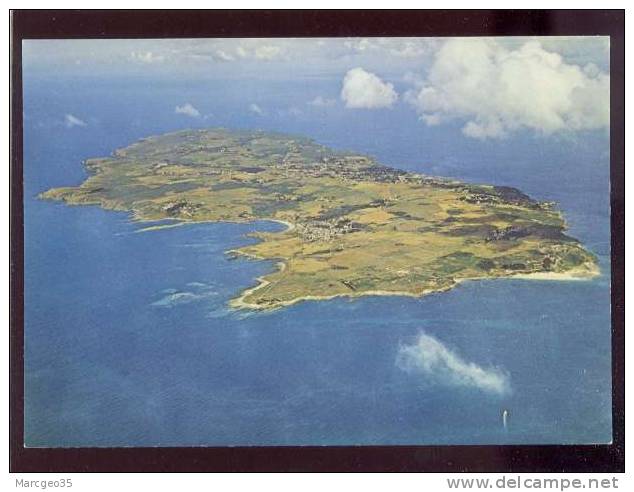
23,74,612,446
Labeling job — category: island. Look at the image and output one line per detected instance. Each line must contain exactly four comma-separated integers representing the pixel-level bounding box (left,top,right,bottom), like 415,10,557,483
41,128,599,310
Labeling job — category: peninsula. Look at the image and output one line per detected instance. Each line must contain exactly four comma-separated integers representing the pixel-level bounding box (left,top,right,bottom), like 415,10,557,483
41,129,599,310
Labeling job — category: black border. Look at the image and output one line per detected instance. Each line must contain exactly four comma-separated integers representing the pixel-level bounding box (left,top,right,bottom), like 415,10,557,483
10,10,625,473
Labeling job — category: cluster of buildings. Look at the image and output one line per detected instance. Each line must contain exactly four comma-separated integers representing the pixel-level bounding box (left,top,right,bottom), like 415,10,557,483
160,200,199,218
296,217,363,242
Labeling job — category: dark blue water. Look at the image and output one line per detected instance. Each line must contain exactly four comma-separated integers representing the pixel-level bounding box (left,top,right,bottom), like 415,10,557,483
23,74,611,446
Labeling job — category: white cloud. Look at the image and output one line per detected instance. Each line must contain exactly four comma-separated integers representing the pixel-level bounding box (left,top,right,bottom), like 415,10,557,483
175,102,201,118
536,36,609,70
254,45,282,60
248,103,264,115
24,37,609,81
421,113,442,126
407,38,609,139
344,38,375,53
387,39,437,58
130,51,165,64
211,49,235,62
341,67,398,109
231,43,283,61
64,114,87,128
308,96,336,107
343,38,436,59
396,333,511,396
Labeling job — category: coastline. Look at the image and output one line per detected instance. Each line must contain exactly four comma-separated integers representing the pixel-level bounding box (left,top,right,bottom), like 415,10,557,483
38,127,604,315
126,211,601,312
509,262,601,281
268,218,295,232
227,252,601,311
134,216,295,234
134,221,190,233
111,210,601,312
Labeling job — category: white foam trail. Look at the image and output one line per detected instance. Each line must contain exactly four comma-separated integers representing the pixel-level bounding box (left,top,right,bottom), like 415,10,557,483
151,288,218,308
151,291,200,307
396,332,511,396
187,282,209,289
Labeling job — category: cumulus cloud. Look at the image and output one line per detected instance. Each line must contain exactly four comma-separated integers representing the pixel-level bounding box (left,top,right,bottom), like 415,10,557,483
396,333,511,396
537,36,609,70
406,39,609,139
385,39,439,59
175,102,201,118
344,38,375,53
343,38,437,59
233,43,283,61
308,96,337,107
248,103,264,115
390,39,436,58
64,114,87,128
341,67,398,109
213,49,234,62
130,51,165,64
254,45,282,60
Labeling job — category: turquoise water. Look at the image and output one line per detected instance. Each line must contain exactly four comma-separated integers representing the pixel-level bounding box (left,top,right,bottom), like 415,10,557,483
23,76,611,446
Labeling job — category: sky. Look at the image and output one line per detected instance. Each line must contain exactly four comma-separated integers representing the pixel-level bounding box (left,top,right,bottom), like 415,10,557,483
23,36,610,141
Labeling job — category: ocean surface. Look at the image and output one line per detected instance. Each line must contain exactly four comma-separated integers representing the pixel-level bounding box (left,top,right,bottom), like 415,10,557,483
23,75,612,446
